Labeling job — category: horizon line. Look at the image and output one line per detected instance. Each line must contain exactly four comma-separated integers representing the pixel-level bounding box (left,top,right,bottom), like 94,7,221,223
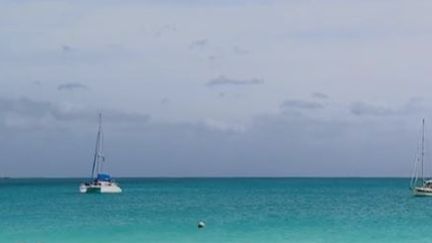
0,176,413,179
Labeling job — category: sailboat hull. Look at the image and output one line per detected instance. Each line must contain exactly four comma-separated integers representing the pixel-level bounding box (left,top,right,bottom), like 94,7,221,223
80,182,122,194
413,187,432,197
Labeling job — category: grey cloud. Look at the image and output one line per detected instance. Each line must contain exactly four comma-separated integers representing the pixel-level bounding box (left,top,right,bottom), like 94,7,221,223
160,97,170,105
281,99,324,110
206,75,263,87
61,45,73,52
189,39,208,49
0,98,419,177
57,83,88,91
52,109,151,123
133,112,414,176
0,97,53,119
350,102,395,116
350,99,425,117
312,92,329,99
0,97,150,127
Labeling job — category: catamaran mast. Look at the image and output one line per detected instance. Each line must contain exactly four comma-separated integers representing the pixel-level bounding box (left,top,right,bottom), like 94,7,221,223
422,118,425,184
91,113,103,179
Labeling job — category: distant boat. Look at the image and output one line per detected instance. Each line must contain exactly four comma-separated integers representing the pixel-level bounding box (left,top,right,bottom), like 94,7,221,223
80,114,122,193
410,119,432,196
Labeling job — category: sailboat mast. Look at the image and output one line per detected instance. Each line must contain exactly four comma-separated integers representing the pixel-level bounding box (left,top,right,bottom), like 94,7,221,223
422,118,425,184
91,113,103,179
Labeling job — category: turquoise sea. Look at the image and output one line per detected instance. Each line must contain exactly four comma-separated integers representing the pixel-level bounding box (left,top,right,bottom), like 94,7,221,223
1,178,431,242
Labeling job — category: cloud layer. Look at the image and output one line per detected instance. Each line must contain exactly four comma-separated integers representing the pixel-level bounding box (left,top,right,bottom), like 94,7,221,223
281,99,324,110
57,83,88,91
206,76,263,87
0,96,150,129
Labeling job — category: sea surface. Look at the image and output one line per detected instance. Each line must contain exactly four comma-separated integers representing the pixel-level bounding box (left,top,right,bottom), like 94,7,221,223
0,178,431,242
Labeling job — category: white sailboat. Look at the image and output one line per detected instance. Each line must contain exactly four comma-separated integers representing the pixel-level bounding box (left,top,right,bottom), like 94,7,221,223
410,119,432,196
80,114,122,193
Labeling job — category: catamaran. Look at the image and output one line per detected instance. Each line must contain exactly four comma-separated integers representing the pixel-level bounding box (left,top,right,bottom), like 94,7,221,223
80,114,122,193
410,119,432,196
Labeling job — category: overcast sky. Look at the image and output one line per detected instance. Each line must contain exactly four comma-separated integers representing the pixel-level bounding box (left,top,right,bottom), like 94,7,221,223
1,0,432,177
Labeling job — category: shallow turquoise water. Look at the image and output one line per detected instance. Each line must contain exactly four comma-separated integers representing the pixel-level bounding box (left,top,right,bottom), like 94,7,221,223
0,178,431,242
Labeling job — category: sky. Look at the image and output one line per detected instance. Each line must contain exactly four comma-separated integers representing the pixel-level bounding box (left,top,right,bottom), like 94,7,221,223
1,0,432,177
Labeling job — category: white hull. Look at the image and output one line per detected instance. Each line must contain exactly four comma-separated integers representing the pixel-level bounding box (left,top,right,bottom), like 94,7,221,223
413,186,432,197
80,181,122,193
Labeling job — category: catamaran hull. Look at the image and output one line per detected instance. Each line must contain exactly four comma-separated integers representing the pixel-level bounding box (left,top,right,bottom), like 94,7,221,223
80,183,122,194
413,187,432,197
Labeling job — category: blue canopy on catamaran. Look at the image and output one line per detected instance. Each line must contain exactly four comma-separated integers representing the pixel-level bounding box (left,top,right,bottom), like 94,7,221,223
96,173,112,181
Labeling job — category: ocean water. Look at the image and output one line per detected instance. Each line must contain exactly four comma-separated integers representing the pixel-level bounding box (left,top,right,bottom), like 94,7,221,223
0,178,431,243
